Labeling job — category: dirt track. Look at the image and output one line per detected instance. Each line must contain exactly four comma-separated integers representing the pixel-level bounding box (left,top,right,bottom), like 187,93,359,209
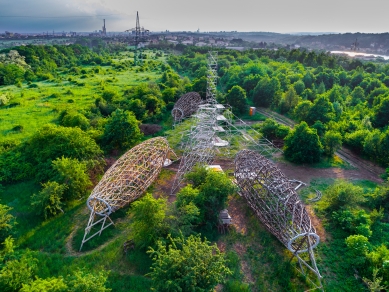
255,108,385,183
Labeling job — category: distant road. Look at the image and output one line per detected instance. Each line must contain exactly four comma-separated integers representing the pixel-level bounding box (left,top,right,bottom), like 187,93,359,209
256,107,385,181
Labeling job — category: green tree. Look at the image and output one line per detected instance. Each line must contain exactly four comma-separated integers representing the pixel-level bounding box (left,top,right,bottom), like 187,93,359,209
293,100,312,122
320,180,365,212
323,130,342,156
129,194,167,248
60,111,89,131
25,124,103,182
186,168,236,227
284,122,322,164
0,253,37,291
293,80,305,95
345,234,369,267
252,76,281,107
373,97,389,128
67,269,111,292
350,86,365,106
52,157,91,200
225,85,248,115
306,96,335,125
302,71,314,88
20,277,67,292
191,76,207,98
280,86,299,113
148,234,231,292
31,181,66,219
362,268,388,292
0,204,16,242
102,109,142,151
257,118,290,140
317,81,326,94
171,185,201,236
345,129,370,153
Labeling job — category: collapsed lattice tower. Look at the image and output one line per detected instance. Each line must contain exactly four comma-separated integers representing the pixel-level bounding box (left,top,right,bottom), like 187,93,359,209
234,149,322,289
80,137,175,251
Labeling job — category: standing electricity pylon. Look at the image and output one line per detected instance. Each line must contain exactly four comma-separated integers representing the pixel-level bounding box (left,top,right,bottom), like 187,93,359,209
125,11,150,66
351,38,359,51
206,51,218,104
135,11,142,65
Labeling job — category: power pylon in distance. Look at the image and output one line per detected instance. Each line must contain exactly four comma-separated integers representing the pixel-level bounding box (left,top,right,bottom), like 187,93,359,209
125,11,149,66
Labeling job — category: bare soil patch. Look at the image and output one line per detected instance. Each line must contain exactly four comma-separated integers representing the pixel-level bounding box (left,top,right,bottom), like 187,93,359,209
227,195,249,235
306,205,329,242
276,159,383,184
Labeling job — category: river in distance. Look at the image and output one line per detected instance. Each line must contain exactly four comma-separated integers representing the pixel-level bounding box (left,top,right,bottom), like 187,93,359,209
331,51,389,60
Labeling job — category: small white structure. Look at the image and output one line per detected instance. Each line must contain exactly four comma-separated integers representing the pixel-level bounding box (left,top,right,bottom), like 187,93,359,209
219,209,232,225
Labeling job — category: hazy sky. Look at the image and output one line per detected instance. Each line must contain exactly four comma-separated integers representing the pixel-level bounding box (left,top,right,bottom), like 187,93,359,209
1,0,389,33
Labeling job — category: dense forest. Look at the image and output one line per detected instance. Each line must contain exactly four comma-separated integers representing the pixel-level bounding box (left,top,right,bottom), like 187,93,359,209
0,42,389,291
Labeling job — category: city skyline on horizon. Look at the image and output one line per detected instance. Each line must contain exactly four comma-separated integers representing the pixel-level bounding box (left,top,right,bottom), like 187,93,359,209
1,0,389,34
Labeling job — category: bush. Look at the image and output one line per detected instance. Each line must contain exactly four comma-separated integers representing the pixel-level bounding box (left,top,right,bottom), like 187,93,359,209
148,234,231,292
24,124,102,182
0,253,38,291
59,111,90,131
0,204,16,242
284,122,322,164
11,125,23,132
31,181,66,219
320,180,365,212
128,194,167,249
51,157,91,200
102,109,142,151
20,277,67,292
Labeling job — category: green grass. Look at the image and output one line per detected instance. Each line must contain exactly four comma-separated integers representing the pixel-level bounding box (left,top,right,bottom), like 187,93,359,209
311,155,353,169
0,50,162,143
219,194,319,291
240,112,267,121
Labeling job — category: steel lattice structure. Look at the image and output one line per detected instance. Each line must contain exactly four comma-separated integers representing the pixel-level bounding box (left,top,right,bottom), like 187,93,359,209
80,137,175,251
206,51,218,104
170,51,279,194
171,92,202,123
234,150,322,288
170,104,217,194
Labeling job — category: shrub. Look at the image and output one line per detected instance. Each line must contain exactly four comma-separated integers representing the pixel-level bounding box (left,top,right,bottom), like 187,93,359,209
11,125,23,132
102,109,142,151
128,194,167,249
284,121,322,164
148,234,231,292
52,157,91,200
31,181,66,219
320,180,365,212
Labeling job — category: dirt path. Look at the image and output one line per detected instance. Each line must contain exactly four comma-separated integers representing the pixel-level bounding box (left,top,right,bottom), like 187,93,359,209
256,107,385,182
276,158,382,184
64,209,129,257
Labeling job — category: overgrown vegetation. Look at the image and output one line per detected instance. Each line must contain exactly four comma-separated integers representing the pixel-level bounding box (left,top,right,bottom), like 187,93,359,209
2,42,389,291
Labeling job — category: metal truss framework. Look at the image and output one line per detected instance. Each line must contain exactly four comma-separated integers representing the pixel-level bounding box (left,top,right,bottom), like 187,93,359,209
170,51,279,194
234,150,322,289
170,104,217,194
171,92,202,124
80,137,175,251
206,51,218,104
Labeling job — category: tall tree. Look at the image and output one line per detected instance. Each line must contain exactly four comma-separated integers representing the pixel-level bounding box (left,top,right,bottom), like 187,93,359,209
225,85,248,115
102,109,142,151
306,96,335,125
284,122,322,163
373,97,389,128
252,76,281,107
129,194,167,249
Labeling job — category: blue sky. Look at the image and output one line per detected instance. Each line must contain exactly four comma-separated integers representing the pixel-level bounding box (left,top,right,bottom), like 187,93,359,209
0,0,388,33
